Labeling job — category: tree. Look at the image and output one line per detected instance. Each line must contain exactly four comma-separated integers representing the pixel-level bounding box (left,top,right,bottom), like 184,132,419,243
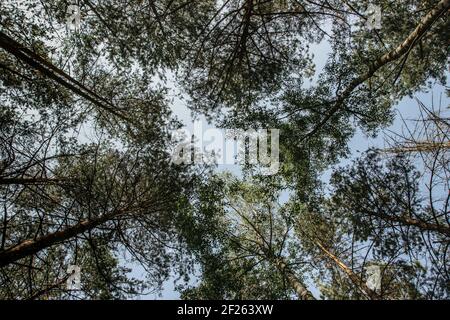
331,150,449,299
0,0,204,298
180,174,316,300
1,0,448,300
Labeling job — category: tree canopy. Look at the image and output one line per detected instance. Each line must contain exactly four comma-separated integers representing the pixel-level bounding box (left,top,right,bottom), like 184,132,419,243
0,0,448,299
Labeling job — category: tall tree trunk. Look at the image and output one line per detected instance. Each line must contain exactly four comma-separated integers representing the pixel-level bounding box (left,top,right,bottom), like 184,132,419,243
0,209,125,267
367,212,450,237
315,241,381,300
271,255,316,300
381,141,450,154
0,31,131,123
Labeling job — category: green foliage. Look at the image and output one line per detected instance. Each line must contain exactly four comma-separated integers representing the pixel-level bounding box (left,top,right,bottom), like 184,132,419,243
1,0,448,300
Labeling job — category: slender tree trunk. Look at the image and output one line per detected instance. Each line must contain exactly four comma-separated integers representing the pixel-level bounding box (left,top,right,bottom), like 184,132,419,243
232,202,316,299
304,0,450,140
368,212,450,237
0,210,124,267
381,141,450,154
0,31,131,123
315,241,381,300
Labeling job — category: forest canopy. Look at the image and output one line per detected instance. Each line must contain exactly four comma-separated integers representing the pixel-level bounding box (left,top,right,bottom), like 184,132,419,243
0,0,449,300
